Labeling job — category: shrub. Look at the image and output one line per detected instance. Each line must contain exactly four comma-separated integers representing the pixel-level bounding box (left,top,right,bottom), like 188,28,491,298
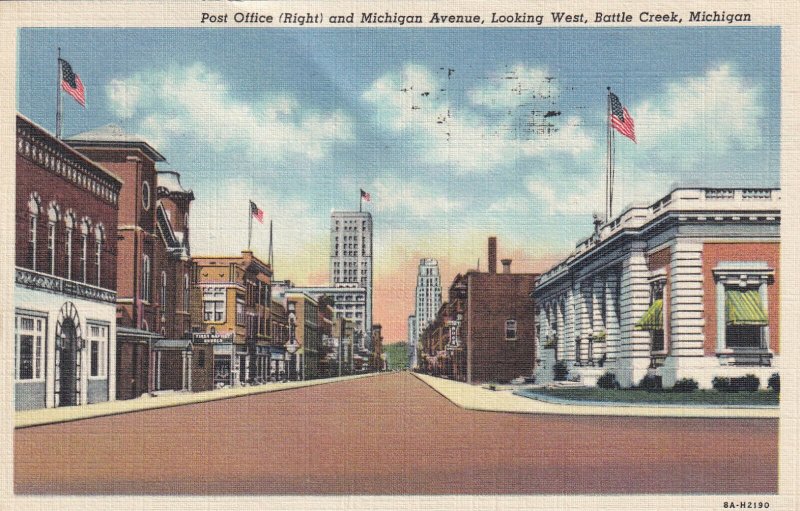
768,373,780,393
731,374,760,392
638,374,663,392
553,360,568,382
597,371,620,389
712,376,731,392
672,378,699,393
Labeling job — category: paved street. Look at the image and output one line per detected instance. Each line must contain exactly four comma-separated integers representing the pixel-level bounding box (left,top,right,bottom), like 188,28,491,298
15,372,777,495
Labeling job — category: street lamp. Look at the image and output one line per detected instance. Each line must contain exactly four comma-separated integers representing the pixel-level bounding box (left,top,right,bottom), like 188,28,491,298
286,301,298,381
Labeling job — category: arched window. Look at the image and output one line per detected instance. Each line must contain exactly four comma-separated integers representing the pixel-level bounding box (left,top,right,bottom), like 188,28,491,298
183,273,190,312
64,211,75,281
47,202,60,275
142,255,151,302
94,224,105,287
160,271,167,311
80,217,91,283
27,193,41,271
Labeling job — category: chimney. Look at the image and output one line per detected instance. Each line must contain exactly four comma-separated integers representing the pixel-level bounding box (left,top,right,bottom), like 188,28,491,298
501,259,512,274
488,237,497,274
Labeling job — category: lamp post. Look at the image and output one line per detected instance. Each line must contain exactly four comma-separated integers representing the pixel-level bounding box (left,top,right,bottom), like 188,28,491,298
286,301,298,381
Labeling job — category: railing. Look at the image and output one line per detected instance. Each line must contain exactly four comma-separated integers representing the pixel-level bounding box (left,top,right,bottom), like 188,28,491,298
16,267,117,304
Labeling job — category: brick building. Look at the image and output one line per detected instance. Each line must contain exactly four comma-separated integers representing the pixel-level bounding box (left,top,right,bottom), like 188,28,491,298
420,238,538,384
65,124,195,399
284,291,322,380
533,187,781,388
191,251,273,387
15,114,122,410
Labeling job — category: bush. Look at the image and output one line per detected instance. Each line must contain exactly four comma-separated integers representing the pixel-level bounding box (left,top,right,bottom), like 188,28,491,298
768,373,780,393
672,378,699,393
714,375,761,392
597,371,620,389
553,360,568,382
638,374,663,391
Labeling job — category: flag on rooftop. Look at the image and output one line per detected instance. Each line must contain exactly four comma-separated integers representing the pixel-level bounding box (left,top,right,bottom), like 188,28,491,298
250,200,264,223
361,189,371,202
609,92,635,143
59,58,85,107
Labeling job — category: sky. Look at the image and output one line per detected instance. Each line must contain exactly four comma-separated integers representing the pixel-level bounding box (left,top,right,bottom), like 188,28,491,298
17,27,780,341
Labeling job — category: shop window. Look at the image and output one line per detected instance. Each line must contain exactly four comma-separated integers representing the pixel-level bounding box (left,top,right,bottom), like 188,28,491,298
15,314,45,381
87,324,108,378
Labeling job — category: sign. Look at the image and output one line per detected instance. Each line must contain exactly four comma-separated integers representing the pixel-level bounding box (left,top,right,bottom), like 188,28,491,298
193,332,235,344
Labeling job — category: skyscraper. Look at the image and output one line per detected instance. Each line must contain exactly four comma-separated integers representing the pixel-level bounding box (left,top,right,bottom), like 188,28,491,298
413,258,442,352
330,211,373,349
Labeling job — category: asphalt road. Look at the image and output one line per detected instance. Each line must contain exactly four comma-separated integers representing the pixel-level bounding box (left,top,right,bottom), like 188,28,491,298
14,372,778,495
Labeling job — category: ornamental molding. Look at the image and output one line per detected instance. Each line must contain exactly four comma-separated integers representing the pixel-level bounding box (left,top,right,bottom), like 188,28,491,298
16,267,117,304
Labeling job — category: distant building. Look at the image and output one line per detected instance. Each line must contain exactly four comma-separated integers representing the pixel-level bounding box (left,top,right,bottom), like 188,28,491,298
407,314,417,368
285,291,321,380
15,114,122,410
411,259,442,368
533,187,781,389
330,211,373,347
419,238,538,383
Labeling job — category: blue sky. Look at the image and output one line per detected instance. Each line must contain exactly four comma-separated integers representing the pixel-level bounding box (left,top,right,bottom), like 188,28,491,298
17,27,780,339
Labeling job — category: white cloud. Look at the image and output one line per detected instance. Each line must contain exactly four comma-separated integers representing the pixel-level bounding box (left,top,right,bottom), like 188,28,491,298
106,63,353,162
370,177,463,216
362,64,595,173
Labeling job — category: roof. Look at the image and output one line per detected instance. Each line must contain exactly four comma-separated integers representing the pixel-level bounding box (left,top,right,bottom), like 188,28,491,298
153,339,193,350
157,170,194,197
66,124,166,162
117,326,163,339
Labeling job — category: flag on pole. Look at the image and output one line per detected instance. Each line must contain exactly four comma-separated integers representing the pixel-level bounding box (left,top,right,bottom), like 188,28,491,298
609,92,635,143
360,189,371,202
59,58,85,107
250,200,264,223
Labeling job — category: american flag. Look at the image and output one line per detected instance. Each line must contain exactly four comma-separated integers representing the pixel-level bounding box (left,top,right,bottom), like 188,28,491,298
360,189,371,202
609,92,635,143
59,58,85,107
250,200,264,223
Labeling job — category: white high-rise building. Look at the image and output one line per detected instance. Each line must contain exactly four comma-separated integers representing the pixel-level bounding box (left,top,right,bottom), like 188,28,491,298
330,211,373,349
413,258,442,350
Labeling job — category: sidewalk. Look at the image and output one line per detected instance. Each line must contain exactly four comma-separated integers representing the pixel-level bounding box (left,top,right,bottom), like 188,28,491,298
15,372,378,429
413,373,779,419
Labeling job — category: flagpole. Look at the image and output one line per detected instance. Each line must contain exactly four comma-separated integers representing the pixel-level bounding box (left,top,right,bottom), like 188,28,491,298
268,220,274,269
248,200,253,251
56,48,63,139
359,190,362,213
606,87,613,222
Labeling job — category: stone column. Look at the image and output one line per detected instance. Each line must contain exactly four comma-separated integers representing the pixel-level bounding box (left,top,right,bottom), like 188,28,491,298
565,285,576,363
604,273,620,363
592,278,606,361
578,281,591,364
617,241,651,387
556,298,565,361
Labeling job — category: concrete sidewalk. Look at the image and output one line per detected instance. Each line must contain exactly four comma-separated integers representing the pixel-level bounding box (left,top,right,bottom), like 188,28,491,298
15,372,378,429
413,373,779,419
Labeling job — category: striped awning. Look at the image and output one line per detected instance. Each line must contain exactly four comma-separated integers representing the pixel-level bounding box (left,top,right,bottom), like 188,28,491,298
635,299,663,331
726,289,768,326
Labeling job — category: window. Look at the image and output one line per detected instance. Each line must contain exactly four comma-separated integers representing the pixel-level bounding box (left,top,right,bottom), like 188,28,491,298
236,298,245,326
203,287,226,322
183,274,190,312
87,324,108,378
142,255,151,302
64,212,74,280
505,319,518,340
80,218,91,283
95,224,104,286
725,288,767,349
15,314,44,381
142,181,151,210
28,193,41,271
160,271,167,310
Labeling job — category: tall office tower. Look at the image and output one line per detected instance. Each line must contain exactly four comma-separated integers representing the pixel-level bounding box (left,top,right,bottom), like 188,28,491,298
330,211,373,349
414,258,442,348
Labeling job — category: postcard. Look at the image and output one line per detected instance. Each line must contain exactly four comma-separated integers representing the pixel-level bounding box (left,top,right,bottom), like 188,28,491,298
1,1,797,510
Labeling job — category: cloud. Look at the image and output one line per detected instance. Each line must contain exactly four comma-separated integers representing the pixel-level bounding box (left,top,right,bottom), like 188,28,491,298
106,62,353,163
362,64,595,173
369,177,463,216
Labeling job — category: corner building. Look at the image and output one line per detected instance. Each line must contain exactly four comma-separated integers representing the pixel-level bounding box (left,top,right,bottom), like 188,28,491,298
533,187,780,388
330,211,372,349
14,115,121,410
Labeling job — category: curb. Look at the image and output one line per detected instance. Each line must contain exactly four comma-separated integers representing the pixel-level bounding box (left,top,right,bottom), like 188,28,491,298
513,389,780,410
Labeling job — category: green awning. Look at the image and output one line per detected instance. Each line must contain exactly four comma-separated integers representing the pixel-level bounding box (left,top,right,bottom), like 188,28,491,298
635,299,663,331
726,289,768,326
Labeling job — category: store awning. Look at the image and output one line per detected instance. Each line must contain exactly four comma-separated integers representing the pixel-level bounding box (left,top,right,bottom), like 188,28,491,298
635,299,663,331
726,289,768,326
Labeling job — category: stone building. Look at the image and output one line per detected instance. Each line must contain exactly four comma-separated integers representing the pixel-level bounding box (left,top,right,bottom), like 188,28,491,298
533,187,780,388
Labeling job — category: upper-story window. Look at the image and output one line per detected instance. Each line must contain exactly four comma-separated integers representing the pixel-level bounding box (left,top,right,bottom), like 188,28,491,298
505,319,518,341
142,255,151,302
142,181,151,211
160,271,168,311
236,298,245,326
183,274,190,312
80,217,91,283
203,287,225,322
94,224,105,287
64,211,75,281
47,202,60,275
27,193,41,271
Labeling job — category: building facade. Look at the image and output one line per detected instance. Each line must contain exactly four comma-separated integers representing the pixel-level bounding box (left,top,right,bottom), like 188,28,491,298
284,291,322,380
15,115,122,410
407,314,417,368
330,211,373,348
533,187,780,389
411,259,442,370
419,238,538,384
191,251,273,387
